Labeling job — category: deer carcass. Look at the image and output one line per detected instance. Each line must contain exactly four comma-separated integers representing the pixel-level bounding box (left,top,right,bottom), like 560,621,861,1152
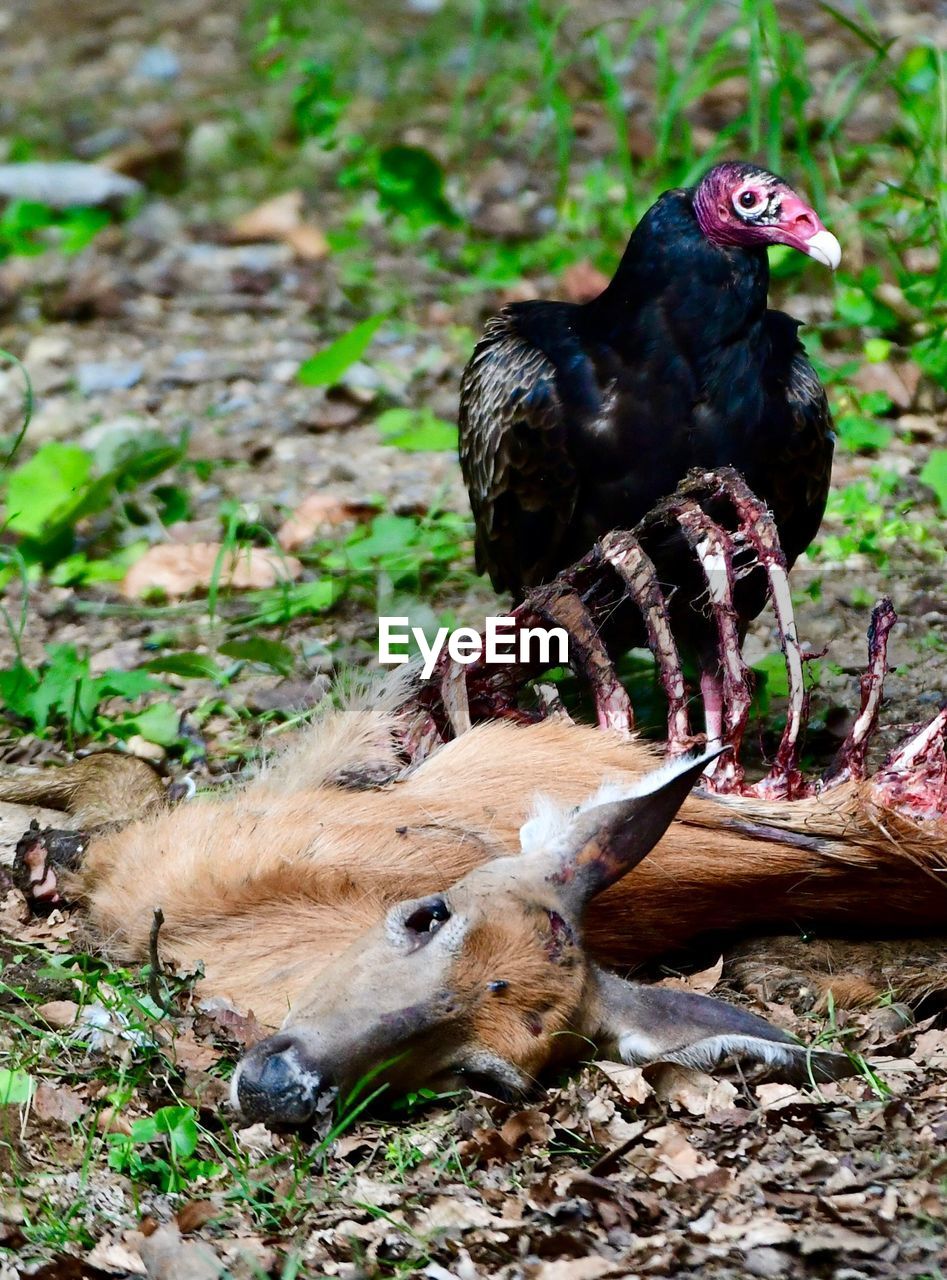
6,662,947,1129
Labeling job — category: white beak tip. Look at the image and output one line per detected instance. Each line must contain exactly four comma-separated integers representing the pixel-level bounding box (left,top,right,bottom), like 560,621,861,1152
805,229,842,271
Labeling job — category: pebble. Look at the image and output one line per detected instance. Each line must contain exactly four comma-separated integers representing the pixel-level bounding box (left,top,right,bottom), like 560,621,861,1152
132,45,182,82
0,162,142,210
76,361,144,396
185,120,236,173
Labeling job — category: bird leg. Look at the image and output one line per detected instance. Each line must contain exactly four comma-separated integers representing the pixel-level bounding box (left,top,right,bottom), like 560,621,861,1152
598,530,694,754
822,597,897,789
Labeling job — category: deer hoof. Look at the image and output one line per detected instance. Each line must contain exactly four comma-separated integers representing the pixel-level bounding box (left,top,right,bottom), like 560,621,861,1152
12,822,87,912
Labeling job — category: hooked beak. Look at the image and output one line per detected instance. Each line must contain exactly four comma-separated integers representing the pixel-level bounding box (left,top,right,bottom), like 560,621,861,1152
803,228,842,271
776,192,841,271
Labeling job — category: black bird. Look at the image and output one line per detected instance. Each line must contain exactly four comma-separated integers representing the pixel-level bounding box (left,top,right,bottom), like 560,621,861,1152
459,161,840,742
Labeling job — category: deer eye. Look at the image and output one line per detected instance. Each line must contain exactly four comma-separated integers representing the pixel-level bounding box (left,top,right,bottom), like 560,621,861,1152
404,898,450,936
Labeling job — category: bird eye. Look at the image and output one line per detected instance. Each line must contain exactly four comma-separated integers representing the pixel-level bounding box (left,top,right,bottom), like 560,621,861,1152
404,898,450,935
736,189,762,213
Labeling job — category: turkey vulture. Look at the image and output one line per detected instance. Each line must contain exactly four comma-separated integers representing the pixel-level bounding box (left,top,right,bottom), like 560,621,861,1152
459,161,840,741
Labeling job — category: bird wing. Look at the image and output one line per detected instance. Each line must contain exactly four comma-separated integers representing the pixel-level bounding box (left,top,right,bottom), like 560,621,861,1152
459,310,581,594
762,312,835,562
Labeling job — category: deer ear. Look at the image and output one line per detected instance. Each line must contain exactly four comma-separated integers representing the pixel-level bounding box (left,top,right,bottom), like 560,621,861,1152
541,746,723,910
590,970,851,1083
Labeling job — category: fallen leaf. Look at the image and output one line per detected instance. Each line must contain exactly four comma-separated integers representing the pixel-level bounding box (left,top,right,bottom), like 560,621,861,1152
498,1108,554,1150
657,956,723,994
754,1082,806,1111
174,1200,218,1235
86,1237,147,1276
122,543,302,600
36,999,78,1029
652,1065,738,1116
560,261,610,303
284,223,330,261
229,190,303,240
413,1195,496,1233
196,997,266,1049
646,1123,720,1182
595,1060,654,1105
228,190,329,261
171,1028,223,1072
798,1226,887,1256
32,1082,86,1126
276,493,372,551
136,1222,222,1280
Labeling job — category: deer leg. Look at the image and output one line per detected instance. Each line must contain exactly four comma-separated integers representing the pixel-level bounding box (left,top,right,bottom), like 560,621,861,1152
823,597,897,788
12,822,89,911
675,469,809,799
599,530,693,754
665,501,753,788
870,706,947,824
527,582,634,735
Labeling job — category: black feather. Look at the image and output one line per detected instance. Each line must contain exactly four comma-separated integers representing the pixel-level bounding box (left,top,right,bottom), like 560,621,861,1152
458,183,834,659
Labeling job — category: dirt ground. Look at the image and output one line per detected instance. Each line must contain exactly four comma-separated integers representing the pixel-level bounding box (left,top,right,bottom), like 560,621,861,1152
0,1,946,1277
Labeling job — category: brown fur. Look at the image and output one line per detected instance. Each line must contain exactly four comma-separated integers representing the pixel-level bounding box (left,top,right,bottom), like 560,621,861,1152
28,709,945,1030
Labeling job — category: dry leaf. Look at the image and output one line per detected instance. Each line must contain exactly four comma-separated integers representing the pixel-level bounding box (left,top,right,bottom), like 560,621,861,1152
284,223,330,261
277,493,370,551
798,1226,887,1256
499,1108,554,1150
37,999,80,1029
32,1082,86,1126
229,191,303,241
657,956,723,994
413,1195,496,1233
228,190,329,261
171,1028,223,1072
175,1200,218,1235
595,1060,654,1105
646,1123,720,1182
86,1237,148,1276
560,261,610,303
754,1082,805,1111
136,1222,222,1280
122,543,302,600
652,1065,738,1116
196,998,266,1049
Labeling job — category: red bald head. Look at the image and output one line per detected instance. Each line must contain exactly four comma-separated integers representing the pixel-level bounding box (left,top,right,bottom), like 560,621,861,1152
693,162,841,269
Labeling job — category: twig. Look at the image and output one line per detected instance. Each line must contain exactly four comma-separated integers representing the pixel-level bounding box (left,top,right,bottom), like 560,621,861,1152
148,907,166,1011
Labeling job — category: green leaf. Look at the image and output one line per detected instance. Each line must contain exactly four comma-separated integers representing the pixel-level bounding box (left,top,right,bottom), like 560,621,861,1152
377,408,458,452
912,335,947,390
4,443,92,537
120,702,181,747
835,414,893,454
0,1068,34,1105
375,145,460,229
920,450,947,515
218,637,295,675
298,316,384,387
835,286,874,327
140,653,222,680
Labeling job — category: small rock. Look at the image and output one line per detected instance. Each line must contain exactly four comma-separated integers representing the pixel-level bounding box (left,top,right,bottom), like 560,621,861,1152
0,162,141,211
744,1247,790,1278
186,120,235,173
76,361,144,395
125,735,166,763
24,335,72,366
132,45,182,82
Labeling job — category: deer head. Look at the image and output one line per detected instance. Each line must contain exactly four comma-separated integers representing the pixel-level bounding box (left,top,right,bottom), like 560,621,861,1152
232,749,827,1126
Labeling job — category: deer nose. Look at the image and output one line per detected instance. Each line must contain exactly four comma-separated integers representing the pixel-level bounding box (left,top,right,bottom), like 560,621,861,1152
231,1033,328,1127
